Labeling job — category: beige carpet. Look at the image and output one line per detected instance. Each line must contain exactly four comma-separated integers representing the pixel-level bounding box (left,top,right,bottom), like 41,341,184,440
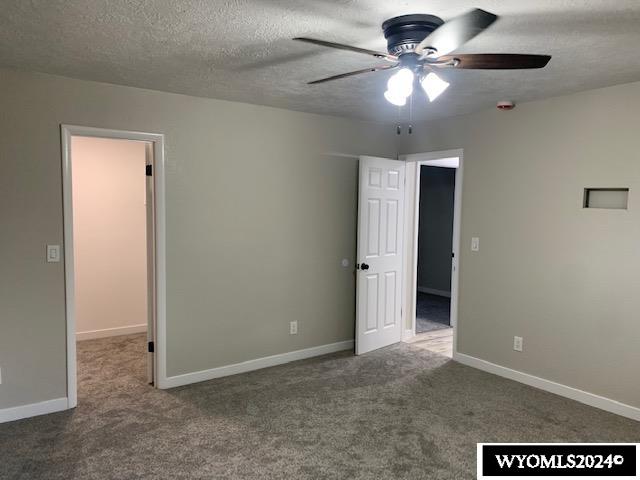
0,333,638,479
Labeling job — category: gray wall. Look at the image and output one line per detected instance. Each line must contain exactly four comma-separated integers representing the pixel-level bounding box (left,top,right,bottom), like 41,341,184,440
403,80,640,409
3,65,640,413
417,166,455,294
0,68,398,408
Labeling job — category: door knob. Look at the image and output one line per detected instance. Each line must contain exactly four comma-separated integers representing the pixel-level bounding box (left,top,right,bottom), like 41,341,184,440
359,263,370,271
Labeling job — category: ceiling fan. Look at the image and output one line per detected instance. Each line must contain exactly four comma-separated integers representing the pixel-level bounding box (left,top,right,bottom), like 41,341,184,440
293,9,551,106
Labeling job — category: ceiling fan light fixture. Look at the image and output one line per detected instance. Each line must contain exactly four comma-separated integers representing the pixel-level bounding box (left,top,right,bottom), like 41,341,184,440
387,68,414,98
384,89,407,106
421,72,449,102
295,9,552,110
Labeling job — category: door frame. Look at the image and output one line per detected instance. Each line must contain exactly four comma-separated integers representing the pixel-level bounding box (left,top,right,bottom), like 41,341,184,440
61,124,168,408
400,149,463,355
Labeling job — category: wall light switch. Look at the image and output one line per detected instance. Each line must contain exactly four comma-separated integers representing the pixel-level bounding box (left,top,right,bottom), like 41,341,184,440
471,237,480,252
513,336,523,352
47,245,61,263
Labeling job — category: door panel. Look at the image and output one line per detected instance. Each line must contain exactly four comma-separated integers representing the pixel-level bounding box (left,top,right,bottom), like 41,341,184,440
365,274,379,332
356,156,405,354
366,199,381,257
384,271,397,327
385,200,399,254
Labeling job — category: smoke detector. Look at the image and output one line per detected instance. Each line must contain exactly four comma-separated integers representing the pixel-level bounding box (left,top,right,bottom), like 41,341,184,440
497,100,515,111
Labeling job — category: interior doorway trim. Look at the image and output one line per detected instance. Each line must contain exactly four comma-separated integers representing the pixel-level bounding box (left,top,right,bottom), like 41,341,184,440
61,124,167,408
399,149,463,354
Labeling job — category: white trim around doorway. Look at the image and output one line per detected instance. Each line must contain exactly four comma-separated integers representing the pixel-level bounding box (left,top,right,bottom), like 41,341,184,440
61,124,168,410
399,149,463,355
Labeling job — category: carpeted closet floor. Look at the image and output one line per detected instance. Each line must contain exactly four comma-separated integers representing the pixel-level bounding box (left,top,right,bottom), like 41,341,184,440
1,333,638,479
416,292,451,333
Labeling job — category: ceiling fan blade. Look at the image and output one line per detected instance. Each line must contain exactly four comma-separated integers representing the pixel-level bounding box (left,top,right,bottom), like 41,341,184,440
307,65,398,84
437,53,551,69
415,9,498,57
293,37,398,62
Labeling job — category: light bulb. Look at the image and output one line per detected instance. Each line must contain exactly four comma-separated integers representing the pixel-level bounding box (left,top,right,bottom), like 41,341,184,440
420,72,449,102
384,90,407,107
387,68,414,98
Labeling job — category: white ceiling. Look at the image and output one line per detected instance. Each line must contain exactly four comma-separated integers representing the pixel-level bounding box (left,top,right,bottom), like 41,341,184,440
1,1,639,122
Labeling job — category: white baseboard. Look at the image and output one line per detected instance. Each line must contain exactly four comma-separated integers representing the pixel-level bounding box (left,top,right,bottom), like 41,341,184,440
161,340,354,389
417,286,451,298
76,323,147,341
0,397,69,424
453,352,640,422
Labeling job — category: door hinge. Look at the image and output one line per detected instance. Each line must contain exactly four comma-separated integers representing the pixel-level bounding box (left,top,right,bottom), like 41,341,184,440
148,341,154,353
145,164,153,176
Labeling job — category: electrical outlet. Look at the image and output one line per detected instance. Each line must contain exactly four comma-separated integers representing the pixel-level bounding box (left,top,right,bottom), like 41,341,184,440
513,336,523,352
289,321,298,335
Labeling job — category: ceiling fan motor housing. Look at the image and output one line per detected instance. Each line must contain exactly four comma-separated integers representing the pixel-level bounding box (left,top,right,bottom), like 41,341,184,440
382,14,444,56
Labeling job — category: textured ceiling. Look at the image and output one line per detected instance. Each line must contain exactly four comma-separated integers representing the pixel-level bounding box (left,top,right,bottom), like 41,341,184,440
1,1,640,122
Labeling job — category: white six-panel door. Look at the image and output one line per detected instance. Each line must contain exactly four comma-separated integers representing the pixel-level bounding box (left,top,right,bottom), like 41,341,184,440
356,156,405,355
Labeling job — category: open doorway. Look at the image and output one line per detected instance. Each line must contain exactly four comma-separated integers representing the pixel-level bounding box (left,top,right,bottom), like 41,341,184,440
416,164,455,333
62,125,167,408
402,151,462,358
